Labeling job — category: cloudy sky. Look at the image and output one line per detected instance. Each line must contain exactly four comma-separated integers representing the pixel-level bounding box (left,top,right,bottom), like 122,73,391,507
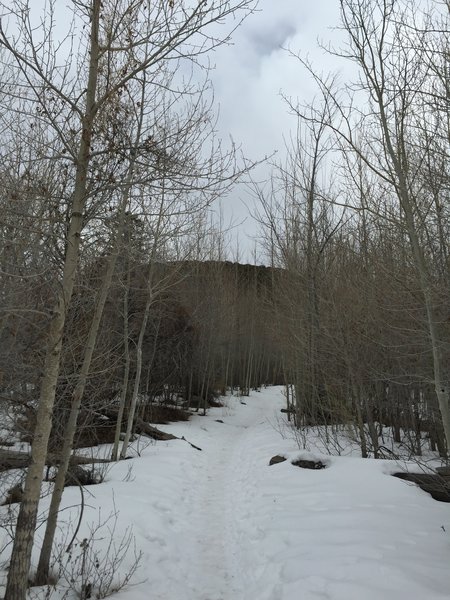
7,0,348,262
208,1,347,259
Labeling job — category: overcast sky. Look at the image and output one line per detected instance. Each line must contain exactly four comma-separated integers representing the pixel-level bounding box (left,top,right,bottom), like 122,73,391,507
208,1,347,260
8,0,348,262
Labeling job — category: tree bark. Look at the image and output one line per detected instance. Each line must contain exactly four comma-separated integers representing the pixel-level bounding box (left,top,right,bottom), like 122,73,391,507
111,265,131,462
4,4,101,598
120,289,153,459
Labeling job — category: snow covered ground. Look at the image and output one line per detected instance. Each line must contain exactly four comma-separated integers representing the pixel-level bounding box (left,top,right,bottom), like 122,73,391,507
1,386,450,599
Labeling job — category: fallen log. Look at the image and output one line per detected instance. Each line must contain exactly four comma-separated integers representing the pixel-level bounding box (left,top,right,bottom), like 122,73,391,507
0,450,28,471
0,416,201,472
134,418,178,441
110,413,201,447
0,449,110,473
134,419,202,451
99,409,178,442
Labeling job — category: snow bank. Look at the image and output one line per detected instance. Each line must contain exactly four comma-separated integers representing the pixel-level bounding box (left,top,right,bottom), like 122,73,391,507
1,387,449,600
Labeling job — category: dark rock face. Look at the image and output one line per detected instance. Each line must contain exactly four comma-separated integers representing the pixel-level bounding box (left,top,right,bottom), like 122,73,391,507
269,455,287,466
291,459,327,470
393,472,450,503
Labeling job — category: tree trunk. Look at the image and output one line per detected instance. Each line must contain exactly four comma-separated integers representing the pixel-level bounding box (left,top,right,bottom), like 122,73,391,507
36,227,119,583
4,4,100,598
35,108,145,584
381,111,450,453
353,385,367,459
120,289,153,459
111,267,131,461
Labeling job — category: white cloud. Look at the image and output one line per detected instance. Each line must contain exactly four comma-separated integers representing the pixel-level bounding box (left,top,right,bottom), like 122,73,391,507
208,1,347,258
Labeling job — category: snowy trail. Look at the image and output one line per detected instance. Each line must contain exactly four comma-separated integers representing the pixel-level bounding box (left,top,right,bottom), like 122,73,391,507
139,389,450,600
5,388,448,600
89,391,283,600
183,397,273,600
187,423,242,600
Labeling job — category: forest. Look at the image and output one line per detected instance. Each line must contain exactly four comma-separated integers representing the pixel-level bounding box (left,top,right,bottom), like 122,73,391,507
0,1,449,599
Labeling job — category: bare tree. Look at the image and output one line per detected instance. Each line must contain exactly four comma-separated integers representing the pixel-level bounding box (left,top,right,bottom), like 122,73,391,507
254,95,344,427
290,0,450,451
0,0,258,597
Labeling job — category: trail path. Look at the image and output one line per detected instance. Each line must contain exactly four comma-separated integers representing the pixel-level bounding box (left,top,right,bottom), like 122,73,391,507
181,393,278,600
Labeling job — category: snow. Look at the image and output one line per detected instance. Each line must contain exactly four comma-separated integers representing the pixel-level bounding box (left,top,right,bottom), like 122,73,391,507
1,387,450,599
